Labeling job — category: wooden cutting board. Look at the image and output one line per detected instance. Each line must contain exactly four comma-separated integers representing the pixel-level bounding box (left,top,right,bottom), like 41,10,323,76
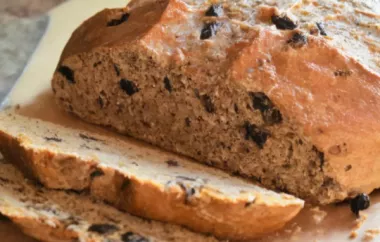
2,0,380,241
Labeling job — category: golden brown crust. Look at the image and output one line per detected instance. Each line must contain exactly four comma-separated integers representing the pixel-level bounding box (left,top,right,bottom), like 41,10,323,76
0,114,303,240
58,0,170,65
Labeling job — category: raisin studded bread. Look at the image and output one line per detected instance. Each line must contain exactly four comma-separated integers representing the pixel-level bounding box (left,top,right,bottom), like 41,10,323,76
0,112,304,240
51,0,380,204
0,161,218,242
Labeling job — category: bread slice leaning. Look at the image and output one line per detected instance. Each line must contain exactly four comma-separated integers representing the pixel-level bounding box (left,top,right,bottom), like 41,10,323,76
0,161,218,242
0,112,303,240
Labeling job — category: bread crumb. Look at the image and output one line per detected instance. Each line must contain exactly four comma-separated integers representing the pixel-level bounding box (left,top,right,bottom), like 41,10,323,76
363,229,380,241
354,213,368,230
349,230,358,239
310,206,327,224
350,213,368,240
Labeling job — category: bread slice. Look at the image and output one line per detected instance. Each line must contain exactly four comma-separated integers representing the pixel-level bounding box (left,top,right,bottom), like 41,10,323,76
0,161,218,242
51,0,380,204
0,112,303,240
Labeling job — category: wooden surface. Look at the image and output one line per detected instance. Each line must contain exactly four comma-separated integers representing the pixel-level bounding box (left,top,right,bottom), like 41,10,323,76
2,0,380,241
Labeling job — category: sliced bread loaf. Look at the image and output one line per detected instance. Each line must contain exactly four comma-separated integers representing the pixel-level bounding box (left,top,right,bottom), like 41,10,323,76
51,0,380,204
0,161,218,242
0,112,303,240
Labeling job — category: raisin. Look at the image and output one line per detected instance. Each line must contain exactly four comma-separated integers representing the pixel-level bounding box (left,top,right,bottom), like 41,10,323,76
185,117,191,127
164,77,172,93
58,66,75,84
80,144,91,150
120,79,139,96
200,22,220,40
250,92,271,112
249,92,282,124
98,96,104,108
107,13,130,26
93,61,102,67
194,89,200,99
244,122,269,149
114,64,121,76
178,182,197,204
350,194,370,216
79,133,100,142
201,94,215,113
88,224,118,234
176,176,196,181
271,15,297,30
121,232,149,242
345,165,352,172
65,216,80,226
322,177,334,187
264,108,283,124
0,177,10,183
313,146,325,170
121,178,131,190
334,70,353,77
234,103,239,113
287,32,307,48
0,213,10,222
205,4,223,17
44,137,62,142
68,189,87,195
31,180,44,189
90,169,104,178
166,160,179,167
316,22,327,36
244,197,256,208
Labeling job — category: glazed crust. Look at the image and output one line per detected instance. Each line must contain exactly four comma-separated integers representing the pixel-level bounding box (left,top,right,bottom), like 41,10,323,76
0,112,303,240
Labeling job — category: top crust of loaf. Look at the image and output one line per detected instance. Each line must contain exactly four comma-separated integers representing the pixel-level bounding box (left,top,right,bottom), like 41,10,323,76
53,0,380,203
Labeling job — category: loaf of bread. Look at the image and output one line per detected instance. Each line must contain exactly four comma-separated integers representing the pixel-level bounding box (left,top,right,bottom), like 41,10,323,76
0,161,218,242
0,112,304,240
52,0,380,204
